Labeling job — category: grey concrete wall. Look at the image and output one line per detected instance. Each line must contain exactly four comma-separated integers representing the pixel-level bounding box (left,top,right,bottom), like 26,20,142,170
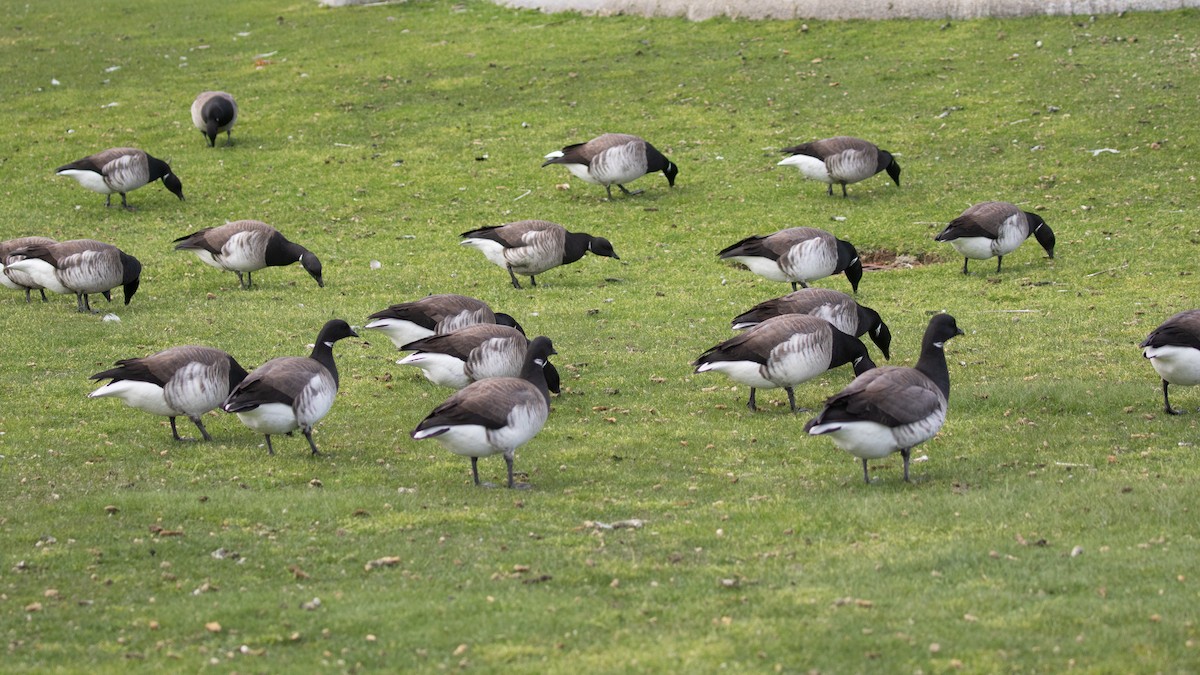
489,0,1199,20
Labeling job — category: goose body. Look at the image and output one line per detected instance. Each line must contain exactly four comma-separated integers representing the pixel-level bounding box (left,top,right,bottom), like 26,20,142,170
718,227,862,293
804,313,964,483
397,323,561,392
55,147,184,208
221,319,358,455
778,136,900,197
0,236,57,302
934,201,1056,274
412,336,556,488
542,133,678,199
89,346,248,441
730,288,891,359
694,314,875,412
5,239,141,312
191,91,238,147
173,220,324,289
1141,310,1200,415
460,220,619,289
365,294,522,350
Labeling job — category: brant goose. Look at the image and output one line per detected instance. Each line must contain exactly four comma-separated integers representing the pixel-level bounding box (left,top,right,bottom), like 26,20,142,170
173,220,324,289
694,314,876,412
56,147,184,208
1,236,57,302
89,346,248,441
778,136,900,197
365,294,523,351
934,201,1056,274
1141,310,1200,415
191,91,238,147
411,336,556,488
542,133,678,199
718,226,862,293
221,319,358,455
397,323,561,393
460,220,619,289
731,288,891,359
5,239,141,312
804,313,963,483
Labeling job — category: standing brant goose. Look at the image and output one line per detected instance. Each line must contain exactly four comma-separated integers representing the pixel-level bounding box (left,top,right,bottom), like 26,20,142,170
718,226,862,293
730,288,892,360
778,136,901,197
89,346,248,442
173,220,324,289
804,313,964,484
397,323,561,393
5,239,141,313
934,201,1056,274
460,220,619,290
55,147,184,209
542,133,678,200
191,91,238,147
1,236,57,302
365,294,523,351
694,314,876,412
221,319,358,455
1140,310,1200,415
411,336,556,489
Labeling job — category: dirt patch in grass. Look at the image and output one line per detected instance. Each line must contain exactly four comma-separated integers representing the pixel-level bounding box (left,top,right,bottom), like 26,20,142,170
859,249,945,271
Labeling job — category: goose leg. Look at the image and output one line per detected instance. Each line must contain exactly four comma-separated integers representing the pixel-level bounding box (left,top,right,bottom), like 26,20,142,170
471,457,482,486
38,288,47,302
961,258,969,275
861,458,870,484
901,448,912,482
104,194,113,208
505,266,523,290
264,434,275,455
119,192,132,210
23,288,31,303
747,387,758,412
302,428,321,456
841,183,848,198
246,271,254,289
189,415,214,442
791,282,799,292
504,452,530,489
826,183,834,197
235,271,247,289
995,256,1004,274
785,387,797,413
1163,380,1182,415
169,417,184,441
604,185,615,200
617,184,643,196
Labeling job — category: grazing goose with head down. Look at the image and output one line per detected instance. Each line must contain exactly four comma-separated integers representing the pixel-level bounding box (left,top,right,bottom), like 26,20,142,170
542,133,678,200
221,319,358,455
173,220,324,289
365,294,523,351
934,201,1055,275
191,91,238,147
804,313,964,484
1,236,57,302
718,226,862,293
731,288,892,360
1140,310,1200,415
460,220,619,290
55,147,184,209
694,314,876,413
778,136,901,197
5,239,141,313
397,323,561,393
89,346,248,442
411,336,556,489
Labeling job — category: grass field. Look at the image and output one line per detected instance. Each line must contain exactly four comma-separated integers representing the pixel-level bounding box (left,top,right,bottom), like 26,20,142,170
3,1,1200,672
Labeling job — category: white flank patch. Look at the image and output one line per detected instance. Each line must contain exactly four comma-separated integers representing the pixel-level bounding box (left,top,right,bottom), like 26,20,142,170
778,154,832,183
1146,345,1200,387
726,255,791,283
89,380,174,416
947,237,998,260
57,168,113,194
236,402,298,435
697,360,774,389
808,419,900,459
365,319,435,350
4,259,70,294
397,352,470,389
460,238,511,270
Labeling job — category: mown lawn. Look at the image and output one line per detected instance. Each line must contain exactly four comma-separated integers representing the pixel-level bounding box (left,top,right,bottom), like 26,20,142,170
2,1,1199,672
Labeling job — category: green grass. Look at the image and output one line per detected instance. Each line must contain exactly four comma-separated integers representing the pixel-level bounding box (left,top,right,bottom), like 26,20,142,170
3,1,1200,671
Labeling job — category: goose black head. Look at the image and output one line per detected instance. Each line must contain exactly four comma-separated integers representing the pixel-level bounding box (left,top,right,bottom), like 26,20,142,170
162,172,185,201
663,161,679,187
121,253,142,305
1028,213,1055,259
869,316,893,361
882,152,901,186
589,236,620,260
300,251,325,287
495,313,526,336
836,238,863,294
